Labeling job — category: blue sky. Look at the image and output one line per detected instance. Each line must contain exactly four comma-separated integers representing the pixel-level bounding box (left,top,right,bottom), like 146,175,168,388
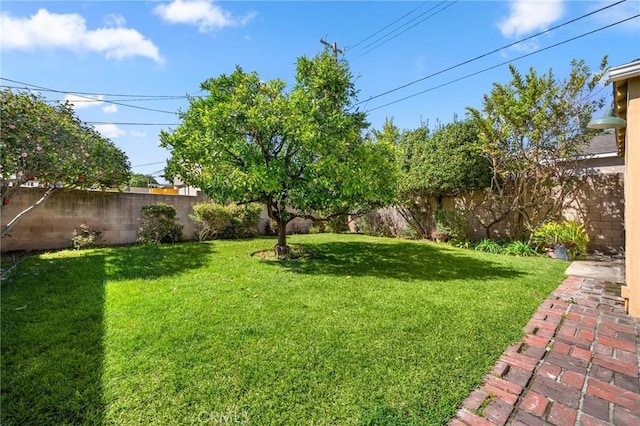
1,1,639,181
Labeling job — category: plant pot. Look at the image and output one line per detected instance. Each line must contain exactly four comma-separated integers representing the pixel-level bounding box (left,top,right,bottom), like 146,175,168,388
554,245,569,261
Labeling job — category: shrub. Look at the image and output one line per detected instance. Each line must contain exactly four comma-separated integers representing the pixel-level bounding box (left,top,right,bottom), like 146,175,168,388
309,220,326,234
434,208,469,241
192,202,262,240
503,240,537,257
71,223,102,250
474,238,504,254
138,203,183,244
266,219,279,236
325,216,350,234
450,238,473,249
354,211,398,237
398,226,420,240
223,203,262,238
532,221,589,257
190,202,232,241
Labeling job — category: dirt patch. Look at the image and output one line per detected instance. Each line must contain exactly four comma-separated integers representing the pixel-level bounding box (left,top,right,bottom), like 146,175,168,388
250,244,311,260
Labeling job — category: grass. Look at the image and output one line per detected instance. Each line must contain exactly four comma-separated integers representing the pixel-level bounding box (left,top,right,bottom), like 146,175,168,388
1,234,567,425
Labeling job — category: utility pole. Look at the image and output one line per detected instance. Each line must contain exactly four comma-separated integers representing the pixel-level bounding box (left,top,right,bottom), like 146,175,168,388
320,38,344,58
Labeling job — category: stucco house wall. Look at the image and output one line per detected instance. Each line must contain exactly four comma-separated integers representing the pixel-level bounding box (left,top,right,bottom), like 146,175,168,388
610,61,640,317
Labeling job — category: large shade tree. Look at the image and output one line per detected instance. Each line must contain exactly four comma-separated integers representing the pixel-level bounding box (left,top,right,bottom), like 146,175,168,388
381,118,490,239
161,51,396,254
467,58,607,239
1,89,131,238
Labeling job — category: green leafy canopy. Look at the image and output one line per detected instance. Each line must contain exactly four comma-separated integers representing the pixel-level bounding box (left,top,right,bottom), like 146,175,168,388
160,51,397,249
466,58,608,239
1,89,131,238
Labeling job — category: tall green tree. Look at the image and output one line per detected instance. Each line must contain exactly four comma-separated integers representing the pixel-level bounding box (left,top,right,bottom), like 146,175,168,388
391,119,490,239
1,89,131,238
467,58,607,239
161,51,396,254
129,173,158,188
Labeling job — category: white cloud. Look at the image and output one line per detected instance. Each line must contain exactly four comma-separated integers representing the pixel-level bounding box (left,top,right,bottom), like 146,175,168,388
498,0,565,38
102,104,118,114
0,9,164,63
93,123,125,139
64,94,104,109
590,0,640,32
154,0,255,33
104,13,126,27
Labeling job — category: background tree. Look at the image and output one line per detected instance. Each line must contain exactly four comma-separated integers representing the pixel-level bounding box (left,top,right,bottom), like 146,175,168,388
467,58,607,239
161,51,396,254
129,173,158,188
1,89,131,238
390,119,491,239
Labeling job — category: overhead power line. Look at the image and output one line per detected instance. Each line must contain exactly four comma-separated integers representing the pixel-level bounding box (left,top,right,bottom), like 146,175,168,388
354,0,628,108
41,97,185,103
0,80,187,99
365,13,640,113
359,1,458,57
0,77,179,115
132,161,167,168
87,122,180,126
347,2,429,50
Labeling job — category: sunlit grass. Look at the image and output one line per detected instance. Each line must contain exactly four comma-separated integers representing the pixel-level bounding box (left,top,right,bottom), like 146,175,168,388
1,234,566,425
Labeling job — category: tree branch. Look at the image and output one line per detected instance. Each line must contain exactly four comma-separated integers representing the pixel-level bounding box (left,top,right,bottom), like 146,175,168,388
1,187,57,239
223,148,246,167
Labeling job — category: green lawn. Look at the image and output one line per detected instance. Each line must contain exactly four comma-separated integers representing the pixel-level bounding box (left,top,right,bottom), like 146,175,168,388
1,234,567,425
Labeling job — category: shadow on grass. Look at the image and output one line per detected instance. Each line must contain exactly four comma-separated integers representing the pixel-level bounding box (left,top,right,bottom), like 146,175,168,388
1,254,108,424
0,242,214,424
104,241,216,281
263,241,524,282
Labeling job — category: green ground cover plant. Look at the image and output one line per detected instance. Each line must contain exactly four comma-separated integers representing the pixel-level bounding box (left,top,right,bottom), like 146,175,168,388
1,234,566,425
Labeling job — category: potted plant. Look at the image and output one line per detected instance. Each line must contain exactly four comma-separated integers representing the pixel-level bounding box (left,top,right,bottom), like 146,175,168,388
532,221,589,261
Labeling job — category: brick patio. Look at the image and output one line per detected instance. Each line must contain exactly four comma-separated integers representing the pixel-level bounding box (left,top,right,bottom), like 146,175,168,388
449,275,640,425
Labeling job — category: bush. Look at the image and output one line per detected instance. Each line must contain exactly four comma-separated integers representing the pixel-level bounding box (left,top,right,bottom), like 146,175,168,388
191,202,262,240
325,216,350,234
434,208,469,241
138,203,183,244
190,202,232,241
398,226,420,240
503,240,537,257
450,238,472,249
71,223,102,250
309,221,326,234
474,238,504,254
532,221,589,257
223,203,262,238
354,212,398,237
266,219,279,236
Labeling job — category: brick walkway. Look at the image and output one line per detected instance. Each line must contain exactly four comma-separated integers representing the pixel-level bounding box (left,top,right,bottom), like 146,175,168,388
449,275,640,425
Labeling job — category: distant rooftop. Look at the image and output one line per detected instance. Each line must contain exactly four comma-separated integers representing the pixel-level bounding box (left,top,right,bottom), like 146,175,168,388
582,133,618,157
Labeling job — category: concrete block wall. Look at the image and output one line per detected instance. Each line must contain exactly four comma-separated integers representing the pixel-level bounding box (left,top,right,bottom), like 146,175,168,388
380,173,624,254
0,173,625,254
1,188,208,252
452,173,625,253
564,173,625,253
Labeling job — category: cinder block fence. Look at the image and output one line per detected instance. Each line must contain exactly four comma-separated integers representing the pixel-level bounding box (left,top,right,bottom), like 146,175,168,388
1,189,208,252
0,173,625,254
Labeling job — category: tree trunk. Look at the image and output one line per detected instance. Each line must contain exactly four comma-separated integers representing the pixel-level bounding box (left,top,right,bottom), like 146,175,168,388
274,218,290,257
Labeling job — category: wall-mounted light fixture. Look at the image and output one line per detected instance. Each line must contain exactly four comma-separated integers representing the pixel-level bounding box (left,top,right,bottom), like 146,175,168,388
587,103,626,129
